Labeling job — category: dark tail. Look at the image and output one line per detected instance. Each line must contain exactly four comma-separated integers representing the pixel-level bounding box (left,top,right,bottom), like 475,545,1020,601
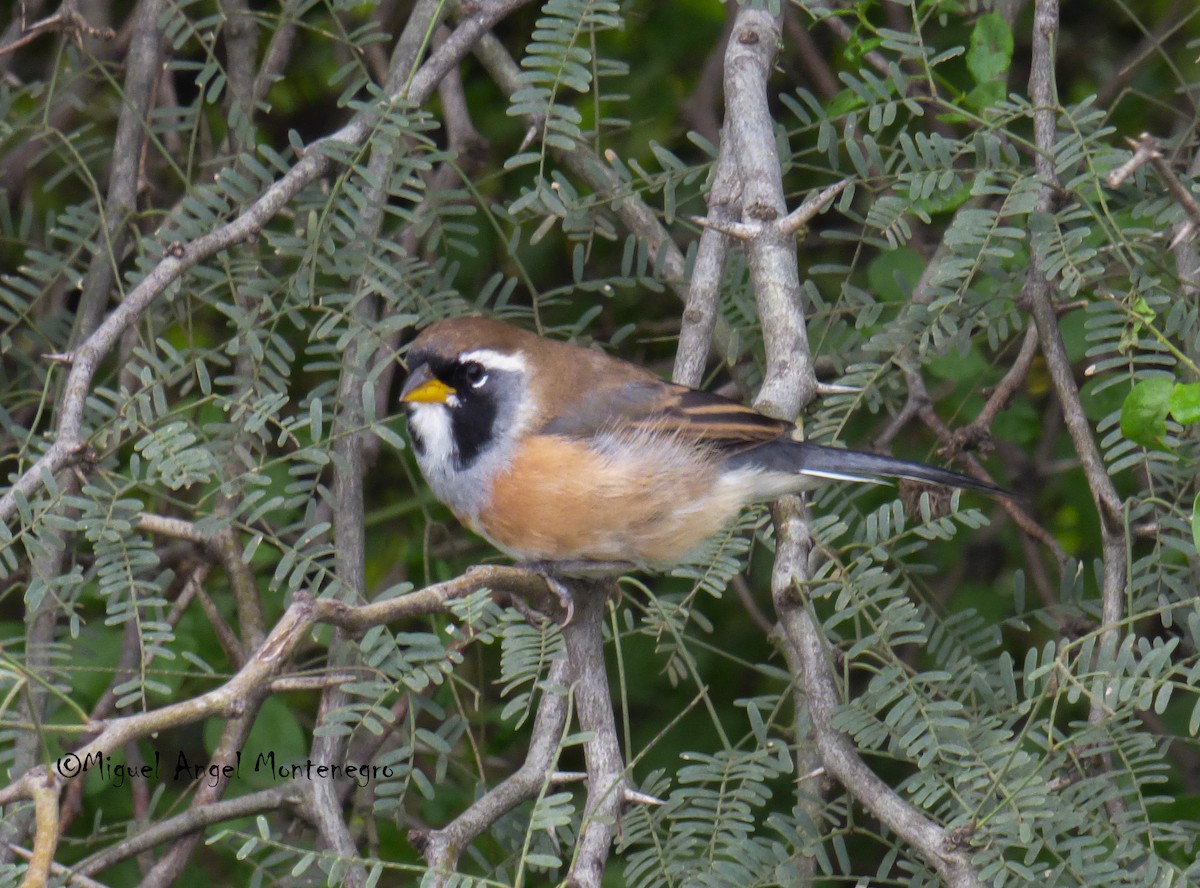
729,439,1010,498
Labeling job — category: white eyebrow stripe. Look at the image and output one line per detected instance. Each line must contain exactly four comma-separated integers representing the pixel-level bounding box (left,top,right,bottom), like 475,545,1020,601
459,349,528,373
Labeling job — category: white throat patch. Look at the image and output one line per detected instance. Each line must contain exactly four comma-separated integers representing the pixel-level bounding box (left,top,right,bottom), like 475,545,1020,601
408,401,457,477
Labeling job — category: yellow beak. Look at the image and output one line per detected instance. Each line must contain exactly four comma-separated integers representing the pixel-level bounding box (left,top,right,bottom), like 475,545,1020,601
400,364,456,404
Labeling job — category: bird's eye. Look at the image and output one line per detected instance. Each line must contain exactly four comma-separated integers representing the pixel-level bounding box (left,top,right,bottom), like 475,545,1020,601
461,361,488,388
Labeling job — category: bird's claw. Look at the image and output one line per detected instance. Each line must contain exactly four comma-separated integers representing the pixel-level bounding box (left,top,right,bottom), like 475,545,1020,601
543,575,575,626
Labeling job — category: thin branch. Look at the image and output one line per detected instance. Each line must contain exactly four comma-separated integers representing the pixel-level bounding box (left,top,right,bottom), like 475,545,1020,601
71,787,303,878
769,499,821,884
1025,0,1128,822
69,0,167,347
1107,133,1200,242
411,656,572,884
674,142,740,387
0,1,115,57
253,0,302,104
218,0,258,156
1025,0,1125,540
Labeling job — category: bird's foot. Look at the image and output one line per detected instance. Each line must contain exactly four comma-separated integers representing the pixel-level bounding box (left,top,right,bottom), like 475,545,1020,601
512,560,633,625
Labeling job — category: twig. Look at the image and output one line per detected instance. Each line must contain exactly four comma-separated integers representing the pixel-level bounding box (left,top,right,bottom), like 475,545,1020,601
942,326,1041,455
0,1,115,57
134,512,211,544
411,656,572,884
1109,133,1200,243
674,141,740,388
70,787,303,878
1025,0,1128,822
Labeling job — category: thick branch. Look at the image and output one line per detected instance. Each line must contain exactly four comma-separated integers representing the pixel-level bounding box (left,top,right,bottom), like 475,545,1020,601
561,584,626,888
724,8,816,418
772,504,983,888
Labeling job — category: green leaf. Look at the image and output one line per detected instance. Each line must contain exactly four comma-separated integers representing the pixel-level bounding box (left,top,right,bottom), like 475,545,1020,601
1168,382,1200,425
1120,377,1173,448
967,13,1013,85
963,13,1012,112
1192,492,1200,556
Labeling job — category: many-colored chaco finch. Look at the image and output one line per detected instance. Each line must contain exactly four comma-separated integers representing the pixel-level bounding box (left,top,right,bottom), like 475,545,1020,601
399,317,1006,579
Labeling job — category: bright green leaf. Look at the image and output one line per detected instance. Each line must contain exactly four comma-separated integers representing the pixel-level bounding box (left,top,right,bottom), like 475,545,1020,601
1168,382,1200,425
1192,492,1200,556
1120,377,1173,448
966,13,1013,86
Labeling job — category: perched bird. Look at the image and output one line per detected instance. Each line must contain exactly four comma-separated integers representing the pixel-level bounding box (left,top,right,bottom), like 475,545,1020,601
400,317,1006,573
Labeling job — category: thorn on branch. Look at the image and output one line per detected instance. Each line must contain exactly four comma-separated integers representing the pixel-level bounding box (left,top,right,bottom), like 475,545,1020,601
688,214,758,239
815,382,862,396
622,787,665,807
797,766,826,784
42,351,75,364
163,241,186,259
778,178,852,237
693,178,851,242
